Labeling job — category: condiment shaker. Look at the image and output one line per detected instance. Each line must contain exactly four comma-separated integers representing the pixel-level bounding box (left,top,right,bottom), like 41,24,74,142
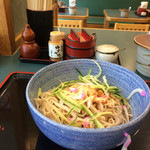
48,31,63,61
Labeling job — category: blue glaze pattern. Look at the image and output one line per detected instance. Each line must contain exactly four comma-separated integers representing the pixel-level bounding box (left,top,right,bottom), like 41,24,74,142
26,59,150,150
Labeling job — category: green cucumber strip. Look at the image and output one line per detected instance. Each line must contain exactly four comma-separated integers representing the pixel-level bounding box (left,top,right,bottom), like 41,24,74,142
82,104,104,128
56,93,81,113
59,92,82,109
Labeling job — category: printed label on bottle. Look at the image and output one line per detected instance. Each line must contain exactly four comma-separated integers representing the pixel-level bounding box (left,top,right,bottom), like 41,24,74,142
48,43,63,58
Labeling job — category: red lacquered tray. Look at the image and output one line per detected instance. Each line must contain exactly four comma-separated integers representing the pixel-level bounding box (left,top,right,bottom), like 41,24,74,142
0,72,149,150
145,80,150,87
18,47,122,66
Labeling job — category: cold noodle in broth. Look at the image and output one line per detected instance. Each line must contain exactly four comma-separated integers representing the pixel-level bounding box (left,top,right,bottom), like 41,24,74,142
34,61,133,128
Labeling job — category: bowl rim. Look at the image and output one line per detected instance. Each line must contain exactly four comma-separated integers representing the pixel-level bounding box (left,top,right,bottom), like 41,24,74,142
26,59,150,133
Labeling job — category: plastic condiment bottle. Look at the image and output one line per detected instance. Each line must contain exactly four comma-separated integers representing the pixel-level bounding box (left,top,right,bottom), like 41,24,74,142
48,31,63,61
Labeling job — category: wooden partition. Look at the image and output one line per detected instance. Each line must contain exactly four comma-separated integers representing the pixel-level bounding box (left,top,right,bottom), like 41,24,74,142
0,0,58,56
0,0,26,56
0,0,16,55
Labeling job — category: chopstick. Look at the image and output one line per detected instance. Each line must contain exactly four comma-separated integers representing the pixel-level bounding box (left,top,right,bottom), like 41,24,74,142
26,0,54,11
27,0,31,9
35,0,37,11
40,0,43,11
43,0,47,11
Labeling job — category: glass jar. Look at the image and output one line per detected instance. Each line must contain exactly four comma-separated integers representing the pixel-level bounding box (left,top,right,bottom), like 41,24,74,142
48,31,63,61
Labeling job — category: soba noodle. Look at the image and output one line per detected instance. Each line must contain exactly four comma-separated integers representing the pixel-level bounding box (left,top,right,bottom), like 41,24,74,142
34,61,133,128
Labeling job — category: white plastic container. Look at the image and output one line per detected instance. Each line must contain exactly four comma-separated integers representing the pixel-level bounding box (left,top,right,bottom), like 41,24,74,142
95,44,119,63
141,1,148,9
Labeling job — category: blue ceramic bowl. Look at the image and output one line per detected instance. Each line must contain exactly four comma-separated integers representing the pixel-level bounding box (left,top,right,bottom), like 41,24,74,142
26,59,150,150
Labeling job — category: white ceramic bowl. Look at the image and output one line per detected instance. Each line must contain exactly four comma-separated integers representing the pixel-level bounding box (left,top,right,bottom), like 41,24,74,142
95,44,119,63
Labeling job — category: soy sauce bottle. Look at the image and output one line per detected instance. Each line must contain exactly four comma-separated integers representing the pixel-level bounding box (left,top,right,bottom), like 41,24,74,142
20,24,40,58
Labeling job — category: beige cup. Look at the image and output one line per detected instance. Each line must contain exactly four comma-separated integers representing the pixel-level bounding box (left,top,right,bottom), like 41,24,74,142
120,9,129,18
68,7,77,15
